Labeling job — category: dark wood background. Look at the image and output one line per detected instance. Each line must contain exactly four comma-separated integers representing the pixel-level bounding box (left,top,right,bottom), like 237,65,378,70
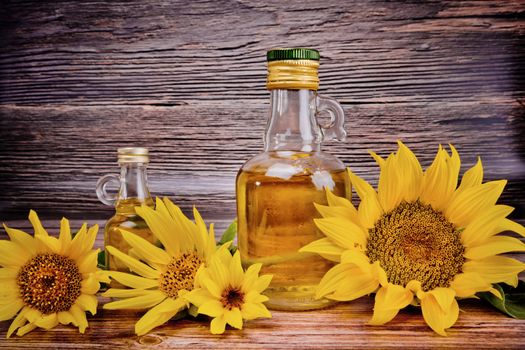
0,1,524,348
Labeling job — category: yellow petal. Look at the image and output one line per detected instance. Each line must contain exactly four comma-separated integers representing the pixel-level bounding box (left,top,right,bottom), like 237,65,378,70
7,307,29,338
2,224,37,255
464,236,525,260
68,223,88,260
463,256,525,285
241,302,271,320
0,267,18,280
16,323,37,337
241,264,263,292
347,168,383,229
396,141,423,202
377,153,403,213
103,291,165,310
496,218,525,238
244,290,269,304
34,313,59,330
314,217,367,251
105,246,160,279
198,300,224,317
80,273,101,294
369,283,413,325
58,217,72,254
419,288,459,336
104,271,158,289
224,308,243,329
210,316,226,334
449,272,494,298
456,157,483,194
316,261,379,301
120,229,171,265
28,210,48,236
69,304,88,333
325,190,356,212
161,197,198,252
58,310,76,326
229,251,244,287
75,294,98,315
135,204,180,256
24,308,42,323
36,234,62,253
446,180,506,228
134,297,183,336
368,150,385,168
102,288,158,298
254,274,272,293
0,298,23,321
420,147,450,210
314,203,361,227
207,254,230,291
299,237,344,262
192,205,212,257
340,250,372,270
184,288,212,307
0,241,30,267
78,250,99,274
460,205,514,247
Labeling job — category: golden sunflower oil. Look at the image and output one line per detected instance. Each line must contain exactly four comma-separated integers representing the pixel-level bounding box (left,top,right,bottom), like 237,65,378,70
237,161,349,310
236,48,350,310
96,147,156,287
104,198,156,272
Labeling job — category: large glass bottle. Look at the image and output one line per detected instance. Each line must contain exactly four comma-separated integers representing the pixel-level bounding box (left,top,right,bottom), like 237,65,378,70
236,48,351,310
96,147,156,278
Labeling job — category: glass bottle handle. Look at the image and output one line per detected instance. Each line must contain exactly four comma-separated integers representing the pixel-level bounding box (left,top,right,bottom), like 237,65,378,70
316,93,347,141
96,174,120,206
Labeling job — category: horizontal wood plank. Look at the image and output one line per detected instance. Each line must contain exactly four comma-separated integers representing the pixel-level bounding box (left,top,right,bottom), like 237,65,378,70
0,297,523,349
0,0,524,106
1,102,524,222
1,0,524,348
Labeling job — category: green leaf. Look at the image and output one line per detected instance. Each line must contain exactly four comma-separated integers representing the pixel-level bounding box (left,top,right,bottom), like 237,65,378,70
97,250,107,270
218,219,238,254
219,219,237,245
478,281,525,319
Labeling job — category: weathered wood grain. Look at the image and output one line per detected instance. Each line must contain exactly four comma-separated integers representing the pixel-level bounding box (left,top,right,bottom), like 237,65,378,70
0,0,524,106
0,1,524,347
0,297,523,349
1,102,524,222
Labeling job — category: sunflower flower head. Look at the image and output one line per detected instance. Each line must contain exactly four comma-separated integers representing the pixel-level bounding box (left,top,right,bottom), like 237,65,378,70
102,197,218,336
1,210,109,338
185,245,272,334
300,142,525,335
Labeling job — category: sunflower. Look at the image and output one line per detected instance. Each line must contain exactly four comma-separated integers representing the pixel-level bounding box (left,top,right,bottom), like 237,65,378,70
185,245,272,334
102,197,218,336
300,142,525,335
0,210,109,337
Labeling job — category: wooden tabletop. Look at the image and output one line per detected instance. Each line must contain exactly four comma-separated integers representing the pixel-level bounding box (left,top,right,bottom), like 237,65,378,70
1,297,524,349
1,0,524,348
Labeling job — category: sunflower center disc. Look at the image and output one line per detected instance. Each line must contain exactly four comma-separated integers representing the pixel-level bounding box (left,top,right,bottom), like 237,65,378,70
160,252,203,298
17,253,82,314
367,201,465,291
221,287,245,310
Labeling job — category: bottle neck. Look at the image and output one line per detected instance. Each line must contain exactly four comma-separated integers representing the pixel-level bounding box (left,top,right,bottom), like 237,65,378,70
117,163,152,209
264,89,322,152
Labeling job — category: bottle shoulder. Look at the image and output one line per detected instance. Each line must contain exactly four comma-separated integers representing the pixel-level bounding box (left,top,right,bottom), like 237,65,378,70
239,151,345,175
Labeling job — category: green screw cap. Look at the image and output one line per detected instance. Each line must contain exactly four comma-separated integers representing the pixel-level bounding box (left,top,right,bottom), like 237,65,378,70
267,48,320,62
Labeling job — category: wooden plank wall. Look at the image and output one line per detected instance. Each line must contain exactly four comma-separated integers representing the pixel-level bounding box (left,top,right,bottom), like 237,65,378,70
0,0,524,228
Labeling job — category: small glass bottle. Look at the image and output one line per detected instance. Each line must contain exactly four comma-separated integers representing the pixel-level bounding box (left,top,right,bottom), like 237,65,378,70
236,48,351,310
96,147,156,277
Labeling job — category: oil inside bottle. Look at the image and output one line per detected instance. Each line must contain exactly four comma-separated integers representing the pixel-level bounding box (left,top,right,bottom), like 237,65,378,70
237,152,350,310
104,198,156,285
